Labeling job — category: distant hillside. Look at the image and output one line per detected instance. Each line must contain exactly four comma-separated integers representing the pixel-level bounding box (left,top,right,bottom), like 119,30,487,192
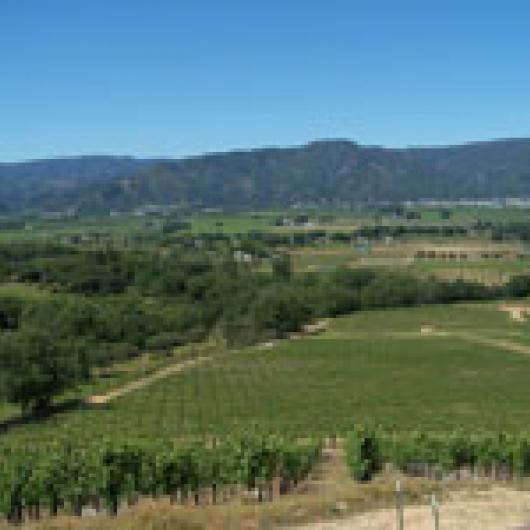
3,139,530,213
0,156,154,213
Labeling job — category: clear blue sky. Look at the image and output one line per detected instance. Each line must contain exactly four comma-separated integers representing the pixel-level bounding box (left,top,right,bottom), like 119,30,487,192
2,0,530,162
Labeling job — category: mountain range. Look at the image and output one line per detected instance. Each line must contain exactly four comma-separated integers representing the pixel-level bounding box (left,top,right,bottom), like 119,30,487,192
2,138,530,213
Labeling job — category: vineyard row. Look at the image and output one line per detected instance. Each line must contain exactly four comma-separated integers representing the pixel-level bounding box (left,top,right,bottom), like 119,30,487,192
0,433,322,523
347,428,530,481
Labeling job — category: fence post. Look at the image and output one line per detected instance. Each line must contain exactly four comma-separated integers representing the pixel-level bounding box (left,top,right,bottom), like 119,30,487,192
396,480,404,530
431,493,440,530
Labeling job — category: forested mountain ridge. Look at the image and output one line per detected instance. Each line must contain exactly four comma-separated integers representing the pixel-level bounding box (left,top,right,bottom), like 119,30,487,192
3,138,530,213
0,156,156,213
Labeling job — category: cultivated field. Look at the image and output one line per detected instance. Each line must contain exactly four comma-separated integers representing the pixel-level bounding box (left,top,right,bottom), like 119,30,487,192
4,301,530,449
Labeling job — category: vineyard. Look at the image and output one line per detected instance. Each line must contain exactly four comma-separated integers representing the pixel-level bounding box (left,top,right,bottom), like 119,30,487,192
5,306,530,441
3,299,530,526
4,426,530,524
0,433,322,522
346,427,530,482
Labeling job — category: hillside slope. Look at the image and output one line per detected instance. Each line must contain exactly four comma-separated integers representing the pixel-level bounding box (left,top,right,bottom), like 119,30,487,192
3,138,530,212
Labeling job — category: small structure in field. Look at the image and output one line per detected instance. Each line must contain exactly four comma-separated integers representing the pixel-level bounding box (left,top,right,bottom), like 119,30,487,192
420,324,435,335
302,320,329,335
86,395,108,405
498,304,530,323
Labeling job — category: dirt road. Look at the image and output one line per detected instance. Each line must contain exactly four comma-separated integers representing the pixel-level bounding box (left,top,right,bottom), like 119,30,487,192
86,356,210,405
453,332,530,356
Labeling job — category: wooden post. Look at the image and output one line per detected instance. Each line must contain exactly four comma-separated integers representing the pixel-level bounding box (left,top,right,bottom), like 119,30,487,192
396,480,404,530
431,494,440,530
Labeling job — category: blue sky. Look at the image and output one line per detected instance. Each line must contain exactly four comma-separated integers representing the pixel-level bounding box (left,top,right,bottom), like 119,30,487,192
2,0,530,161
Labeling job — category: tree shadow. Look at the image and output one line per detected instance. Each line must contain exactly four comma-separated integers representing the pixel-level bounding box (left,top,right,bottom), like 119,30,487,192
0,398,87,435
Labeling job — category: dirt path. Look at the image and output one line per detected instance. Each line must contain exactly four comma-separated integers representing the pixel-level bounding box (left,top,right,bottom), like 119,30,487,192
86,356,210,405
297,439,352,498
452,332,530,356
397,328,530,358
84,320,329,406
321,328,530,358
286,488,530,529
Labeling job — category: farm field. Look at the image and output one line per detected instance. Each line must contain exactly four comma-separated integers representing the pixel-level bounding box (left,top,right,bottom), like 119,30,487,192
409,258,530,284
0,214,157,244
4,206,530,527
325,301,524,336
0,204,527,239
4,301,530,450
323,302,530,360
288,245,530,280
3,205,530,284
288,250,530,276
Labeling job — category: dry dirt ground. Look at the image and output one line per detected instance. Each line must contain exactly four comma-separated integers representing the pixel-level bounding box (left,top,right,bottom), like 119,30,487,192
285,488,530,530
285,440,530,530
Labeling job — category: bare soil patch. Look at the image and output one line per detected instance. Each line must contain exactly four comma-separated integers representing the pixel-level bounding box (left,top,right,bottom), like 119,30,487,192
286,488,530,530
